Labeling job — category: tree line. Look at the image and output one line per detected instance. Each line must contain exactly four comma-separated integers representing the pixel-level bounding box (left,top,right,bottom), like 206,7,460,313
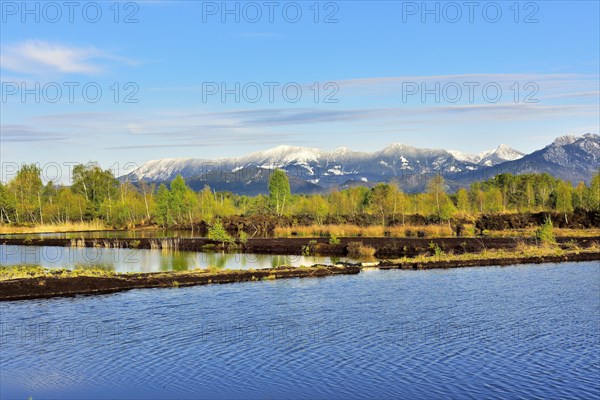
1,163,598,228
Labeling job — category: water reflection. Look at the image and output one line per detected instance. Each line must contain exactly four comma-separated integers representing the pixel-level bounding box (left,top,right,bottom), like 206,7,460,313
0,245,349,273
0,230,202,239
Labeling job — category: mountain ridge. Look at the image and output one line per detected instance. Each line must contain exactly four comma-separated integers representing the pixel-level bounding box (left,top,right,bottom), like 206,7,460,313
124,134,599,194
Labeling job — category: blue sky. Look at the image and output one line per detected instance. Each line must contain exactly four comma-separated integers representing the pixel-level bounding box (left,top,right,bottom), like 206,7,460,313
1,0,599,180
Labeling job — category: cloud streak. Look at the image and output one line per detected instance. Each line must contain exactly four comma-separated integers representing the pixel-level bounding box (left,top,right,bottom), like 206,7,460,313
1,125,69,143
5,102,597,149
0,40,136,76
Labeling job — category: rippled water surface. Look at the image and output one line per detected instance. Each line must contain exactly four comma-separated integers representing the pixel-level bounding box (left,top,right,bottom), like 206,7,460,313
1,262,599,399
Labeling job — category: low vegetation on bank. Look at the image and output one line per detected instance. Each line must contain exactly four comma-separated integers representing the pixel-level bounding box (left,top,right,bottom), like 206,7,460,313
0,266,117,281
386,241,600,265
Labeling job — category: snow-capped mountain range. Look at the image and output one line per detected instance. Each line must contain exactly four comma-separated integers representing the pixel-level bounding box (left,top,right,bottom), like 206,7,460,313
124,134,599,194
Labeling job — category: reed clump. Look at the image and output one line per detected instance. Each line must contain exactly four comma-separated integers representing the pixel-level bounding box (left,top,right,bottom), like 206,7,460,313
0,221,107,235
347,242,377,257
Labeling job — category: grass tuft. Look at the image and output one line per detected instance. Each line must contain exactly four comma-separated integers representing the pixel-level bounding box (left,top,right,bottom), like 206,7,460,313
347,242,376,257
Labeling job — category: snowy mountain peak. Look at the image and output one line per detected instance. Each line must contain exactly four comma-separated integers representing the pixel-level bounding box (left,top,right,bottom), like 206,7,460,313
449,144,524,166
245,145,322,165
332,147,352,155
552,135,579,146
491,144,524,161
556,133,598,145
382,143,413,152
447,150,474,163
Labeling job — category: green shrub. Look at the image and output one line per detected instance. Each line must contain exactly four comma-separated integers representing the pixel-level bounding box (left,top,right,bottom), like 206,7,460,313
434,244,444,259
329,234,340,245
302,240,318,256
535,217,556,246
208,220,234,247
428,242,445,259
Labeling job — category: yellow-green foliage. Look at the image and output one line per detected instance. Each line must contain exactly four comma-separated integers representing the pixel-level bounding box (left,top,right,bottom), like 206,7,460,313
208,220,234,245
206,265,222,274
2,165,598,231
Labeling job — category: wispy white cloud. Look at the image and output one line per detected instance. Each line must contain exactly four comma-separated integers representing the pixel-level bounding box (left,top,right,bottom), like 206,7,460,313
7,102,596,149
0,40,136,76
542,91,600,100
337,73,598,88
143,73,599,106
1,125,69,143
336,73,600,103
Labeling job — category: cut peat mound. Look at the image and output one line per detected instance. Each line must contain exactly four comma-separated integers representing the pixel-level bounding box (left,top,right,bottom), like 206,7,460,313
378,252,600,270
0,265,360,302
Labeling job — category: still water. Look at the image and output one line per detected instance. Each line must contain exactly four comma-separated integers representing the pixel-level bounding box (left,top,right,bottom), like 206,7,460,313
0,230,202,239
1,262,598,399
0,245,347,272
